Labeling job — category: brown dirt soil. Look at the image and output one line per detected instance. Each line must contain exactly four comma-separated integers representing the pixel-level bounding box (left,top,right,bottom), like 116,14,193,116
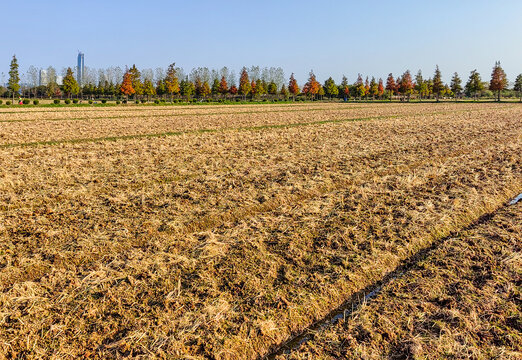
277,203,521,360
0,103,520,359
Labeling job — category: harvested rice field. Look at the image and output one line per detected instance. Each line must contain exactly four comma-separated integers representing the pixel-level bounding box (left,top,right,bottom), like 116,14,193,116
0,103,520,359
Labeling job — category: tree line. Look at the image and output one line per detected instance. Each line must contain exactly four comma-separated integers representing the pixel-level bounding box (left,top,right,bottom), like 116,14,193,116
2,55,522,103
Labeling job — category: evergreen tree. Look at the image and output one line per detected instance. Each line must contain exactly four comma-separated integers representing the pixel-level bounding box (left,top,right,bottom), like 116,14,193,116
450,72,462,100
415,70,424,100
364,77,370,100
267,81,278,95
514,74,522,102
432,65,443,101
323,77,338,99
280,84,289,99
8,55,20,102
62,67,79,98
181,78,195,100
339,76,349,101
489,61,508,102
143,79,156,100
465,70,484,100
369,77,378,99
211,78,220,96
156,79,167,98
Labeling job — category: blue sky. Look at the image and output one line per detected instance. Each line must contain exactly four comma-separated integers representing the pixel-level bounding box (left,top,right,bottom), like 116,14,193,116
2,0,521,84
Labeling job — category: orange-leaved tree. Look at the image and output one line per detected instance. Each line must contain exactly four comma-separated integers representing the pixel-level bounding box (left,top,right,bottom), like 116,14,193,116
219,76,228,96
378,78,384,99
303,70,320,99
238,67,251,99
288,73,299,100
120,72,135,100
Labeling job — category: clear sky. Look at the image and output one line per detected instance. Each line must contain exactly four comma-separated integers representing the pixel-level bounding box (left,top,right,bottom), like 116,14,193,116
2,0,521,84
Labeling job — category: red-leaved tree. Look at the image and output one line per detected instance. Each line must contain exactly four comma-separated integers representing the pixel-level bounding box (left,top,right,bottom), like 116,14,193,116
490,61,508,102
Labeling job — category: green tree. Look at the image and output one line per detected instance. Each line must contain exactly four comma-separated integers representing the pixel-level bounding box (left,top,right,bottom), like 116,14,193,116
338,76,349,101
8,55,20,102
415,70,424,100
323,77,338,99
128,65,143,98
369,76,378,99
465,70,484,100
156,79,167,98
432,65,443,102
211,78,220,96
489,61,508,102
450,72,462,101
355,74,366,100
181,78,195,100
62,67,80,98
143,79,156,100
514,74,522,102
267,81,278,95
280,84,289,99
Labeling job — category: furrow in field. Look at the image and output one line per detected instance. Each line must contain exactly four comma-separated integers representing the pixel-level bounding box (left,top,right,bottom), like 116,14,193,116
273,203,522,359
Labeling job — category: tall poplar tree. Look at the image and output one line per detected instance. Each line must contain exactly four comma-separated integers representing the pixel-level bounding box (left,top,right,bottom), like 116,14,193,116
8,55,20,102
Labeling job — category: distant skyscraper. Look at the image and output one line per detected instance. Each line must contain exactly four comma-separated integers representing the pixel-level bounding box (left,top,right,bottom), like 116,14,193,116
77,52,84,85
39,69,48,86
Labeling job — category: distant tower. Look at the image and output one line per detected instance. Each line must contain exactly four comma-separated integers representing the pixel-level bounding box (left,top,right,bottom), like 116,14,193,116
77,52,84,85
39,69,48,86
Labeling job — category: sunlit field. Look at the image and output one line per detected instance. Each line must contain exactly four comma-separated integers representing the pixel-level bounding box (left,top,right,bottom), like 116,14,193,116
0,103,520,359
